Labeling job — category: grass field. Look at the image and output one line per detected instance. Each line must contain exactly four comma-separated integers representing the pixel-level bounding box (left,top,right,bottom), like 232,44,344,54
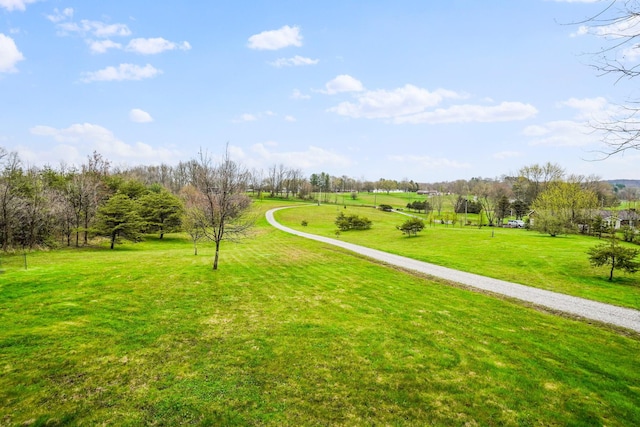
274,203,640,310
1,200,640,425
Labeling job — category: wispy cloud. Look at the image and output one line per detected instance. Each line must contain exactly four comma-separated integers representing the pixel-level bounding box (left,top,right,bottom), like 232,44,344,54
46,7,74,23
247,25,302,50
242,143,351,170
388,154,471,169
30,122,179,163
291,89,311,100
49,9,191,57
126,38,191,55
81,63,161,82
233,111,276,123
270,55,318,67
394,101,538,124
524,97,618,147
0,0,37,12
492,150,523,160
57,19,132,38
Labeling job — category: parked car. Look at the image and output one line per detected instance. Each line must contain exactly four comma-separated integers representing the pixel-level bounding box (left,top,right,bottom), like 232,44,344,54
507,219,525,228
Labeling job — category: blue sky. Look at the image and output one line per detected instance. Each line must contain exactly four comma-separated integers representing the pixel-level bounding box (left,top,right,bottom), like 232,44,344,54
1,0,638,181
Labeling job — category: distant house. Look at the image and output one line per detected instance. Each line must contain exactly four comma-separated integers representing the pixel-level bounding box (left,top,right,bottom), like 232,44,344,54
527,209,638,231
416,190,439,196
602,209,638,229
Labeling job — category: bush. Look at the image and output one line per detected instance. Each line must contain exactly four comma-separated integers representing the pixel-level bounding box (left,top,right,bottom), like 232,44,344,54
335,212,372,231
621,225,636,243
397,217,425,237
378,204,393,212
301,220,308,227
406,200,431,213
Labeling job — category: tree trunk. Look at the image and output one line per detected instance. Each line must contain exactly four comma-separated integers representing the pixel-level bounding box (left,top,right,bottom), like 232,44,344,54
609,256,615,281
84,217,89,245
213,240,220,270
110,231,116,249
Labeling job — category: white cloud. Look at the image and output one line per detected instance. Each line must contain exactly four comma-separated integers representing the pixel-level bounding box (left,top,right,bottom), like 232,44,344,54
291,89,310,100
492,151,523,160
233,111,276,123
284,115,296,122
524,97,619,147
270,55,319,67
558,97,612,120
571,13,640,39
0,0,37,11
326,80,536,125
30,122,179,163
81,63,161,82
322,74,364,95
394,101,538,124
88,39,122,54
0,33,24,73
57,19,132,38
328,84,465,119
621,45,640,63
524,120,595,147
247,25,302,50
126,38,191,55
388,154,471,169
246,143,350,169
46,7,73,23
235,113,257,122
129,108,153,123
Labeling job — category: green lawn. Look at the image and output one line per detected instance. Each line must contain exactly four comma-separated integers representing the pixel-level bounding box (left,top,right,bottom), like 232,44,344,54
275,204,640,310
1,201,639,425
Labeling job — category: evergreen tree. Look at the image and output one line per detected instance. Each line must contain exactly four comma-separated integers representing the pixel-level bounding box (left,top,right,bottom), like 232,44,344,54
138,190,183,239
587,234,640,281
94,194,145,249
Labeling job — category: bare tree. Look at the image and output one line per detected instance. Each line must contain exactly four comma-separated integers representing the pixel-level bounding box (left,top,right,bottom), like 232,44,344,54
517,162,565,205
0,150,21,251
575,1,640,155
179,185,207,256
193,146,253,270
266,164,287,197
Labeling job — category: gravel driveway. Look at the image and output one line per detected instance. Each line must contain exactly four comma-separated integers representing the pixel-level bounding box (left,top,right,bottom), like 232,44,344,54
266,206,640,333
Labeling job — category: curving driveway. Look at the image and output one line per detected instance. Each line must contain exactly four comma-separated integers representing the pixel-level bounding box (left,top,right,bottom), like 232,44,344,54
266,206,640,333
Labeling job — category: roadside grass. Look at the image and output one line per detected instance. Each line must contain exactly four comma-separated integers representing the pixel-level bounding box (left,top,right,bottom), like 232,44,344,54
275,204,640,310
0,203,639,425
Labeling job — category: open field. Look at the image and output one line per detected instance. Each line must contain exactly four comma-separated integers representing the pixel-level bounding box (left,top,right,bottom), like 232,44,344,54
1,201,640,425
275,203,640,310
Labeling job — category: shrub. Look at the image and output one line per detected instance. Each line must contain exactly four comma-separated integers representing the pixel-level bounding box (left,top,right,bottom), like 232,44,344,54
621,225,636,243
335,212,372,231
301,220,308,227
397,217,425,237
378,204,393,212
406,200,430,213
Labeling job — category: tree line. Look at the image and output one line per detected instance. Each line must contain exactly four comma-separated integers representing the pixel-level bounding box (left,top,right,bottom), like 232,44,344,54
2,144,634,256
0,146,253,270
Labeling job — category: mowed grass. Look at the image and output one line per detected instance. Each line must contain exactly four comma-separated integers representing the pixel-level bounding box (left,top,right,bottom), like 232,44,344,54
276,204,640,310
0,202,639,425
